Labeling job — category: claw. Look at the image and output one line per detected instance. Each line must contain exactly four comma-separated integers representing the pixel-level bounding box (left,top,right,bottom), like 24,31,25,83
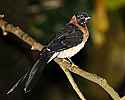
71,63,78,68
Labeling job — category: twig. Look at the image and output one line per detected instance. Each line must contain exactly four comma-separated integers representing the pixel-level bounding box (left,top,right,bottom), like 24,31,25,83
55,59,121,100
121,96,125,100
0,17,43,51
58,59,86,100
0,16,124,100
55,58,121,100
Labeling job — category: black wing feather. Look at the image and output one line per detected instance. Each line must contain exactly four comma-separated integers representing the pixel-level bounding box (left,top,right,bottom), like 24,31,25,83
47,24,83,52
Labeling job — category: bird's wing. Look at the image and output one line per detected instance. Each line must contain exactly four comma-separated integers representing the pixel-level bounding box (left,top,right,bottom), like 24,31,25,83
47,24,83,52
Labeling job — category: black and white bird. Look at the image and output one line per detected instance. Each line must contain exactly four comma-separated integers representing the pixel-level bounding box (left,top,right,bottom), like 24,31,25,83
7,12,90,94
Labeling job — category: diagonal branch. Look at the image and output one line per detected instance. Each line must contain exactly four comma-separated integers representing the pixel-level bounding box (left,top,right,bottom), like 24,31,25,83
121,96,125,100
58,59,86,100
0,15,124,100
0,15,43,51
55,58,121,100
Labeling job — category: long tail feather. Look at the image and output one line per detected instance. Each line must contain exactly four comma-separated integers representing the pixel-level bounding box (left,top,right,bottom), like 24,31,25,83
24,59,44,93
7,48,55,94
24,48,56,93
7,71,28,94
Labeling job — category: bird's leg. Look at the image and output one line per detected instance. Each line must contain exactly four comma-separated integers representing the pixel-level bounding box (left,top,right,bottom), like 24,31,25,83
66,57,74,64
66,58,78,68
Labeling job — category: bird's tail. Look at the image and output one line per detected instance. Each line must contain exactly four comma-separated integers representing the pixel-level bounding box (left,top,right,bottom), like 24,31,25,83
7,71,29,94
7,47,55,94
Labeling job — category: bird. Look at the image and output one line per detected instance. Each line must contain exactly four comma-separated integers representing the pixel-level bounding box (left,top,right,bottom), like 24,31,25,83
7,12,91,94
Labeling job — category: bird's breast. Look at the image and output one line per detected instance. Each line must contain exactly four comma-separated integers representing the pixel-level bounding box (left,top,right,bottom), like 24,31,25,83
57,41,85,58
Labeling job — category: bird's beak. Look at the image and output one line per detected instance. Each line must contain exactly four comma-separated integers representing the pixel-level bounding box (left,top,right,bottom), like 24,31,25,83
85,17,91,20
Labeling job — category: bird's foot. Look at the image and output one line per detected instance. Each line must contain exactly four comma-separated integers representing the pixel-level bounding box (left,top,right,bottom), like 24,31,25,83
71,63,78,68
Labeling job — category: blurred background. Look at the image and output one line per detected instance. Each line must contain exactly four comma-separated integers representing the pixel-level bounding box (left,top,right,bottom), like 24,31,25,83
0,0,125,100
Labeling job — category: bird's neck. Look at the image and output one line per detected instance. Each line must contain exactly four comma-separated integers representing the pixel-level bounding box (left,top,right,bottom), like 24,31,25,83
67,22,89,43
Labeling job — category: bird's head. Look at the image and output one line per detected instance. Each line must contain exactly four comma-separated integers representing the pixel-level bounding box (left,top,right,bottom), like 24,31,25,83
70,12,91,27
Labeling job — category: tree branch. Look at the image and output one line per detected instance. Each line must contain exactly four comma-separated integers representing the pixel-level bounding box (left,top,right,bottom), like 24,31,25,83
58,59,86,100
0,15,124,100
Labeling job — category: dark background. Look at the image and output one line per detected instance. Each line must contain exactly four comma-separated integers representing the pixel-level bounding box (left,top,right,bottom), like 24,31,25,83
0,0,125,100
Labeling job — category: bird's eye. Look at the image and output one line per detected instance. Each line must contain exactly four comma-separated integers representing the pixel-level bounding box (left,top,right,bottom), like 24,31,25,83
76,12,90,26
81,17,84,19
80,15,83,17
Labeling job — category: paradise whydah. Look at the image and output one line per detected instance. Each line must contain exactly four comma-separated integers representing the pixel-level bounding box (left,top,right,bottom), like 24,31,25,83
7,12,90,94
